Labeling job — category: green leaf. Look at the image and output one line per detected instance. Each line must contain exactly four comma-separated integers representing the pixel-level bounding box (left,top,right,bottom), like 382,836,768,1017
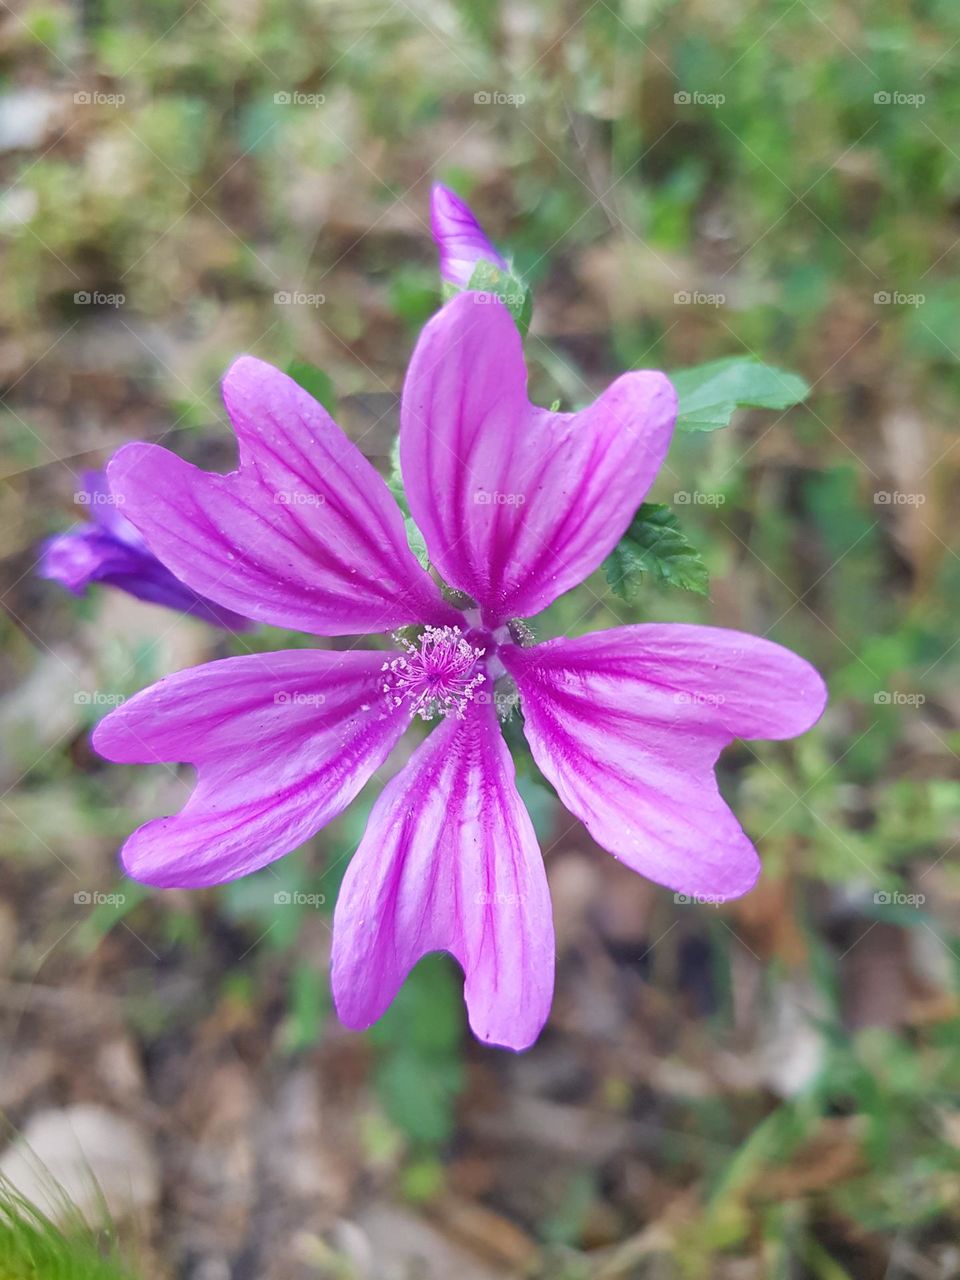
670,356,810,432
604,503,709,599
370,956,466,1147
371,954,464,1056
389,265,439,326
464,259,533,336
284,359,337,415
281,960,329,1052
375,1051,463,1146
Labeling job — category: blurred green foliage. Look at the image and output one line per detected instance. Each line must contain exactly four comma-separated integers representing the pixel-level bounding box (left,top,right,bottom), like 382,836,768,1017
0,1179,137,1280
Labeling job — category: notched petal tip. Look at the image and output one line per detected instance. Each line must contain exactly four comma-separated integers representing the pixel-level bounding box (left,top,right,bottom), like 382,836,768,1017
331,699,555,1050
502,625,817,904
103,355,451,636
334,947,550,1054
401,293,680,623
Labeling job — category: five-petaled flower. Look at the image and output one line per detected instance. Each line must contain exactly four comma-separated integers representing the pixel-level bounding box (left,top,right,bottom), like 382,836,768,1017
40,469,250,630
93,292,826,1051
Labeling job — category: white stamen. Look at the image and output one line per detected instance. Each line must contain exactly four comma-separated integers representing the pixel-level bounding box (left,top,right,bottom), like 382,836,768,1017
382,624,485,721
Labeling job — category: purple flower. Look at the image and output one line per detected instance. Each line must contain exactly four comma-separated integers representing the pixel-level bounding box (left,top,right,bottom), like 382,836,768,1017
431,182,509,288
40,469,251,631
93,293,826,1051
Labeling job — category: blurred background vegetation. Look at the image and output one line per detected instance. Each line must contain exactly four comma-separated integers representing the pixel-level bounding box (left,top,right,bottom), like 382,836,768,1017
0,0,959,1276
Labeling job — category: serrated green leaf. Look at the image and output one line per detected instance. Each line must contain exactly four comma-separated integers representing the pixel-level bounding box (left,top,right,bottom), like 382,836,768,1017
670,356,810,432
603,502,709,599
284,359,337,415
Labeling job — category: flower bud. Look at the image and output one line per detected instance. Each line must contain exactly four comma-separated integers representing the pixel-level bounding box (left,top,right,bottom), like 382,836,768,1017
430,182,507,288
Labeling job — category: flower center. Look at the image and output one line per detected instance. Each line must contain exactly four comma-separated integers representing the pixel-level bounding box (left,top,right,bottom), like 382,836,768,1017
382,625,486,721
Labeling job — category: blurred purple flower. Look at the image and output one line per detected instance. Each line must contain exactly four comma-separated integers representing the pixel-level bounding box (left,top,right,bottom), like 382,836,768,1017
431,182,508,287
40,469,250,630
93,293,826,1050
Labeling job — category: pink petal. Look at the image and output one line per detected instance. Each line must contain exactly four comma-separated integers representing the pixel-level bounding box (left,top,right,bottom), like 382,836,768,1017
93,650,410,887
401,293,676,625
108,357,458,636
331,698,554,1051
502,626,827,901
430,182,508,287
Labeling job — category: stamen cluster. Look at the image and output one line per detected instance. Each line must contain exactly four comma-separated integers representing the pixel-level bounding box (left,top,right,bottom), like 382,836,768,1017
382,625,486,720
